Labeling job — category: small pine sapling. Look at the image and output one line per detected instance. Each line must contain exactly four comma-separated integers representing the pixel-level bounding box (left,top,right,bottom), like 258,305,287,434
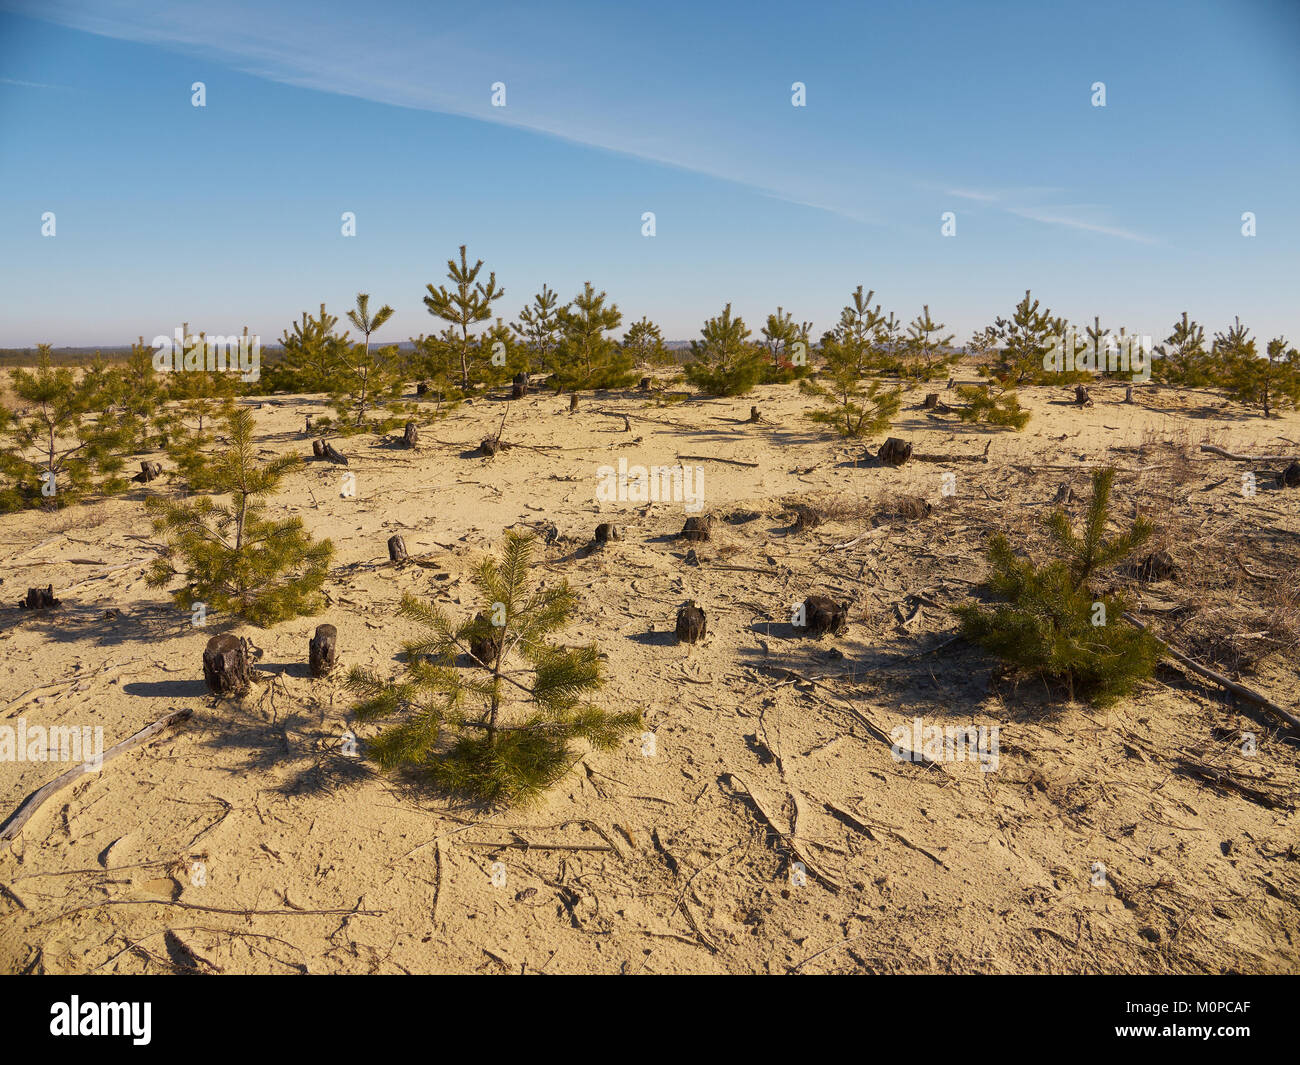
347,532,641,806
146,406,333,626
554,282,635,391
511,285,564,374
423,245,506,393
330,293,409,433
952,383,1031,430
955,468,1163,705
684,303,765,396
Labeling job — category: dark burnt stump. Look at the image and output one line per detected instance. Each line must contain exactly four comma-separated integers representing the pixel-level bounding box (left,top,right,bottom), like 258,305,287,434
639,377,652,391
569,394,580,413
19,585,60,610
131,460,164,483
203,633,251,696
312,439,325,459
748,406,761,423
416,381,429,397
790,504,823,532
676,601,707,644
468,613,504,668
878,438,912,467
309,624,338,678
796,595,848,637
1131,550,1179,583
680,515,713,542
1278,460,1300,489
594,522,621,545
1074,385,1094,407
321,441,349,465
511,372,529,400
923,393,940,409
403,421,419,449
388,535,409,564
480,437,501,457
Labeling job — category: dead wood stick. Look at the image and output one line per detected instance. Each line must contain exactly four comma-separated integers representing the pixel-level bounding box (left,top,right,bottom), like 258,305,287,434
1199,444,1295,462
912,441,992,464
1123,613,1300,732
723,771,843,893
0,709,193,848
676,454,760,468
36,897,383,928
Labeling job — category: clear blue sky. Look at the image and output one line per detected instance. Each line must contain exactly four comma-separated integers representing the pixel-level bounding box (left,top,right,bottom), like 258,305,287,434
1,0,1297,348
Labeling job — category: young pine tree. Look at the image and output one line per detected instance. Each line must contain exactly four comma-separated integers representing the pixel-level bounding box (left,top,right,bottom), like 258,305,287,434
347,532,641,806
952,383,1031,430
685,303,766,396
760,307,812,382
1225,335,1300,418
622,316,672,368
268,306,351,394
903,305,958,381
329,293,408,433
1153,312,1211,387
553,282,634,391
801,287,900,436
423,245,505,393
146,406,333,626
511,285,564,374
987,290,1068,385
0,346,132,511
955,469,1163,706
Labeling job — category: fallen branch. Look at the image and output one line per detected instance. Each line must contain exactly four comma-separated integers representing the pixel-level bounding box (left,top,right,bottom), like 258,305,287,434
676,454,759,468
0,709,193,849
724,771,843,893
912,441,992,464
1200,444,1295,462
1123,613,1300,733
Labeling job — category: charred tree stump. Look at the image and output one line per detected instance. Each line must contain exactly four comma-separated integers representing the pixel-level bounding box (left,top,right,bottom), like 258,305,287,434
388,535,409,564
131,460,164,483
946,377,955,390
1124,386,1134,404
403,421,419,449
569,394,580,413
676,601,707,644
468,613,504,668
511,372,529,400
639,377,652,391
878,438,912,467
594,522,621,545
680,515,713,542
1131,550,1179,583
203,634,251,696
416,381,429,397
1074,385,1094,407
308,624,338,678
1277,460,1300,488
312,439,325,459
480,437,501,457
748,406,761,423
790,504,823,532
796,595,848,637
923,393,940,409
19,586,60,610
305,414,313,433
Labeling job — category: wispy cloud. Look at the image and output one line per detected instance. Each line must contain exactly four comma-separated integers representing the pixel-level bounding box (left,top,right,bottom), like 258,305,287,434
0,76,73,90
1004,205,1157,245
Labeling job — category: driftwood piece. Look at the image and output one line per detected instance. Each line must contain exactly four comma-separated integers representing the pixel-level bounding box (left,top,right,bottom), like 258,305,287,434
1124,613,1300,733
388,535,408,564
680,516,713,542
309,624,338,678
403,421,419,449
877,438,912,467
676,601,706,644
796,595,848,637
19,586,60,610
202,634,251,696
0,709,193,848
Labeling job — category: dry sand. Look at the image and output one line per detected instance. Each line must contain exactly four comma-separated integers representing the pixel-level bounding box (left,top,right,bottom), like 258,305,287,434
1,375,1298,974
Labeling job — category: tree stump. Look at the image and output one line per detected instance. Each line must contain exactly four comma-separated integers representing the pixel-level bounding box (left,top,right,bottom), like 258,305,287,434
790,504,823,532
1277,460,1300,489
946,377,954,390
203,633,251,696
594,522,620,544
639,377,652,391
680,515,713,542
416,381,429,397
19,586,60,610
796,595,847,637
309,624,338,678
480,437,500,457
305,414,313,433
1124,386,1134,404
131,460,164,483
923,393,940,409
321,441,348,465
511,372,529,400
468,613,504,667
388,535,409,564
675,601,707,644
312,439,325,459
569,394,579,413
878,438,912,467
1074,385,1094,407
1132,550,1179,583
403,421,419,449
748,406,761,423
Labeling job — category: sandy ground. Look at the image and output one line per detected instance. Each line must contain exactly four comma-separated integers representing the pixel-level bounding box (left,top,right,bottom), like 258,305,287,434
1,374,1298,975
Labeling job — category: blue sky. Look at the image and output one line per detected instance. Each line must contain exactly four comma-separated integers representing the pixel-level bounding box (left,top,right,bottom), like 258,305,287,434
1,0,1297,348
